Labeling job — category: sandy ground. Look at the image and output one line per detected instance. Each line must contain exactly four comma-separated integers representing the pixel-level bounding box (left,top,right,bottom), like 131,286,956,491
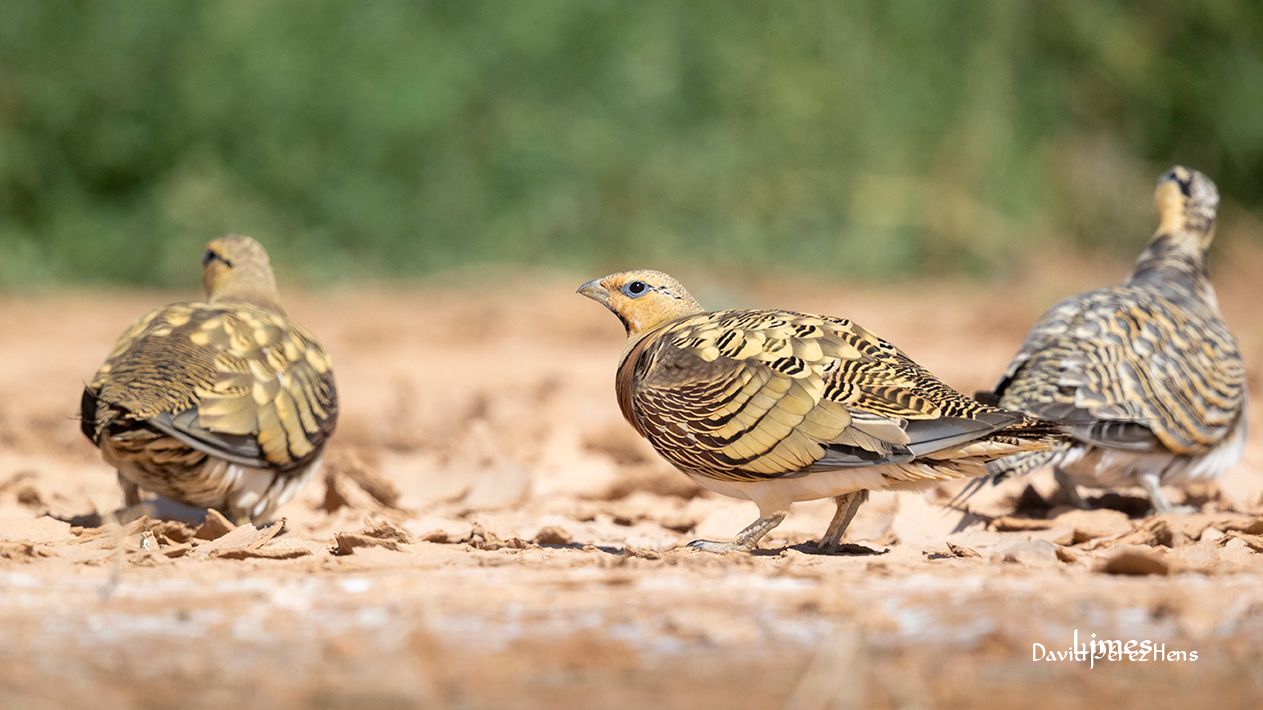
1,258,1262,709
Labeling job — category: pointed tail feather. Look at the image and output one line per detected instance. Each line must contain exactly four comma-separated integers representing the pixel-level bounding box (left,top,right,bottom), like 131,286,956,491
984,442,1069,483
947,430,1070,511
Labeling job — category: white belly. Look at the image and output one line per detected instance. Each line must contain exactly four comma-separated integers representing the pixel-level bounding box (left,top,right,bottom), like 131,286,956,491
686,465,946,517
1059,415,1247,490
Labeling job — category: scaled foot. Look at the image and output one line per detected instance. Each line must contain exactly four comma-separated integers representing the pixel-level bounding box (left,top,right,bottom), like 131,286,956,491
684,511,787,554
686,538,759,554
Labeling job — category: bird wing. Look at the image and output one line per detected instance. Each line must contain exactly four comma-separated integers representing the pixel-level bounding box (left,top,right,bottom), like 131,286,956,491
619,309,1033,482
84,302,338,472
993,287,1245,454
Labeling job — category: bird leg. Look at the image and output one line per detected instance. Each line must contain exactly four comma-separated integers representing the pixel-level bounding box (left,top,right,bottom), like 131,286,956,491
687,511,787,554
118,473,141,508
1140,472,1196,514
1054,469,1091,510
111,474,152,523
100,474,155,600
817,490,870,552
221,505,256,527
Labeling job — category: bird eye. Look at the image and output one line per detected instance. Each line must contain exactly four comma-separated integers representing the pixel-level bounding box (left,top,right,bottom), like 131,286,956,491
622,280,650,298
1162,169,1192,197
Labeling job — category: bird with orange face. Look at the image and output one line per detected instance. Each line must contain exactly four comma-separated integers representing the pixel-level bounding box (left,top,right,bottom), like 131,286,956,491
580,272,1063,553
81,235,338,524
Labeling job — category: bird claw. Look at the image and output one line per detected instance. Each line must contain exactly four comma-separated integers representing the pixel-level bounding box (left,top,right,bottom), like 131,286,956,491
686,539,747,554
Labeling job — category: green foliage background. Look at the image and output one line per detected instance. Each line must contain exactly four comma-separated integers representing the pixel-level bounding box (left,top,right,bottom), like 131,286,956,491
1,0,1260,287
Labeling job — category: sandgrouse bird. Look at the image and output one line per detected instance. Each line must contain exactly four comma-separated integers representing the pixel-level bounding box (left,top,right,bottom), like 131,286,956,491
580,271,1062,553
81,235,338,524
983,167,1246,513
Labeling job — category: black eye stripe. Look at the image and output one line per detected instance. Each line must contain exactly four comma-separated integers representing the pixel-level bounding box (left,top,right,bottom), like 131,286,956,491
1162,170,1193,197
203,250,233,268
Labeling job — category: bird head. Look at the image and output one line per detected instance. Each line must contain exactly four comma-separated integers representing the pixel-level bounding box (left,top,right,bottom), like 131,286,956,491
577,270,704,336
202,235,285,313
1154,166,1219,248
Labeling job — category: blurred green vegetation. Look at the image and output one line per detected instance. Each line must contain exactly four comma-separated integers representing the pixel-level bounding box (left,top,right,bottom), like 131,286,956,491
1,0,1261,288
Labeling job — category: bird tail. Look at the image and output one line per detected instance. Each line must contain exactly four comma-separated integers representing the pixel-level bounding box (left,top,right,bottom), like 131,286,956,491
984,441,1069,482
79,387,102,442
78,386,120,445
946,418,1070,510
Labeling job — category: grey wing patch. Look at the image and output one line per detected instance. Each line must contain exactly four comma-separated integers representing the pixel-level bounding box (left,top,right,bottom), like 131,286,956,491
148,408,270,468
800,444,915,471
1006,393,1166,453
903,411,1019,456
803,412,1020,471
1074,419,1164,451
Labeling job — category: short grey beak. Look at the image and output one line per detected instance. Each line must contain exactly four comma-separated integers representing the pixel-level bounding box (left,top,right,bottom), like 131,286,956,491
577,279,609,305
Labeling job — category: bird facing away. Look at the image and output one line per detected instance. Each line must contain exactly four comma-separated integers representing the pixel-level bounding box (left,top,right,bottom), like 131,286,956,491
81,235,338,524
579,271,1062,553
985,167,1246,513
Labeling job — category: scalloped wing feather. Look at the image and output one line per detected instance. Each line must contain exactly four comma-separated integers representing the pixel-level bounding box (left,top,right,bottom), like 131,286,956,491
86,302,337,473
995,286,1245,455
618,310,1052,482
